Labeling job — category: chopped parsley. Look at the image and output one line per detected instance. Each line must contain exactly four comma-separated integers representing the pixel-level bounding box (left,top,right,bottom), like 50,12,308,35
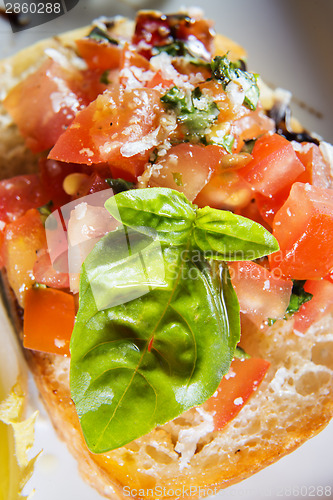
211,55,259,111
161,86,219,140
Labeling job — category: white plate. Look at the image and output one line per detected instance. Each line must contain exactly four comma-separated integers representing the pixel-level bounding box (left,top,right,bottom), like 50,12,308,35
1,1,333,499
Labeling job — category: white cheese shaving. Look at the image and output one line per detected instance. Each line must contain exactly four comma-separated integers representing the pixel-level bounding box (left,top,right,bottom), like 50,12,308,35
175,407,214,469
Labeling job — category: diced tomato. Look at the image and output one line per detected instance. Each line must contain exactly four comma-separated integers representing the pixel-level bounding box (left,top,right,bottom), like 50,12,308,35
49,87,166,181
146,71,174,90
0,174,50,224
228,261,293,327
239,133,305,197
255,186,291,227
293,280,333,334
76,37,121,70
231,106,275,152
23,286,75,356
269,183,333,280
33,249,69,289
205,357,270,431
148,143,224,201
3,59,95,153
195,170,253,210
133,11,213,60
119,42,151,87
3,209,46,306
295,142,333,189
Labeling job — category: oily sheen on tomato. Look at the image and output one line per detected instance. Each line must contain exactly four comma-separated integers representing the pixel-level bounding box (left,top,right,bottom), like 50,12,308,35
49,86,166,181
270,182,333,280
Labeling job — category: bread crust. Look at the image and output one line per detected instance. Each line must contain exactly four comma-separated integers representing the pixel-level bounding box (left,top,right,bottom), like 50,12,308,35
0,15,332,500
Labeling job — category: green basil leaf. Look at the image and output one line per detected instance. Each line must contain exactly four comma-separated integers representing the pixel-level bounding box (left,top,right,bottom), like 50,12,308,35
106,178,135,194
70,234,239,453
268,280,313,325
105,188,196,246
193,206,279,260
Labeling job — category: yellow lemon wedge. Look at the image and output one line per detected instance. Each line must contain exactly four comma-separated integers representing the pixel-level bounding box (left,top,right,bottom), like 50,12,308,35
0,300,38,500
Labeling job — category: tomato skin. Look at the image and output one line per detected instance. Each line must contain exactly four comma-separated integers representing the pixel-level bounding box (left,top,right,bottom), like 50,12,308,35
228,261,293,327
3,209,47,306
49,87,165,181
239,133,305,197
269,183,333,280
205,357,270,431
23,287,75,356
293,280,333,334
76,37,121,70
148,143,224,201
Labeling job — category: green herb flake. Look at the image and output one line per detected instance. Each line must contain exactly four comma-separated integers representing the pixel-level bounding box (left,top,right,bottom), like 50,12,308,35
88,26,119,45
161,86,219,140
106,178,135,194
172,172,183,186
211,55,260,111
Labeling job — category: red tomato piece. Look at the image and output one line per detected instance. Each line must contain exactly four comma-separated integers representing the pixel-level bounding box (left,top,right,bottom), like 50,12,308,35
23,286,75,356
195,170,253,211
33,249,69,289
133,12,213,60
76,37,121,70
231,106,275,152
3,209,47,306
239,133,305,197
228,261,293,327
148,143,224,201
49,87,165,181
0,174,50,224
295,142,333,189
205,357,270,431
293,280,333,334
119,42,151,87
269,183,333,280
4,59,93,153
0,230,4,269
255,186,291,227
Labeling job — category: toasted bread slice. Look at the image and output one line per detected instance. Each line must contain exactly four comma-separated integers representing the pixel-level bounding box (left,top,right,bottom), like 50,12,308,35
0,13,332,500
